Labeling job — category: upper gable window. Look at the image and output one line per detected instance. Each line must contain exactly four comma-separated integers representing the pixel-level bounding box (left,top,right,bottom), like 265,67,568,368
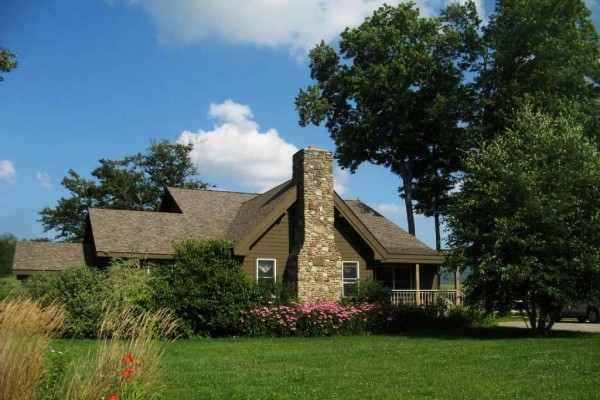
342,261,359,297
257,259,276,283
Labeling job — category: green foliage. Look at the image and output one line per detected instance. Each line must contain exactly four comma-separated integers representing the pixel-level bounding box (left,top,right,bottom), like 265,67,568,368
0,47,17,82
16,261,153,338
0,233,16,276
296,2,474,237
39,139,210,242
343,279,391,305
106,258,152,312
19,266,110,338
479,0,600,139
149,238,261,337
256,280,297,306
0,276,20,301
446,107,600,333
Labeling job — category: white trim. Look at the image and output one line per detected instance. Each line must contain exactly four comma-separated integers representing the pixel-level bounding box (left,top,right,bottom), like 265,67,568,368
342,261,360,296
256,258,277,283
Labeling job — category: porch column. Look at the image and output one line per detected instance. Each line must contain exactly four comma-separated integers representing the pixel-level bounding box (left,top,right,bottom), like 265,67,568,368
415,263,420,306
455,267,461,306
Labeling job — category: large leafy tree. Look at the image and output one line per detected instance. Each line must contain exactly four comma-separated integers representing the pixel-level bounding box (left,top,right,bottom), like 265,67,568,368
477,0,600,140
446,107,600,333
295,2,471,239
39,139,209,242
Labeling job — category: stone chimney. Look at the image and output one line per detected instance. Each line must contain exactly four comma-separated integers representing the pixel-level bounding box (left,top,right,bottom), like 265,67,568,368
290,146,342,301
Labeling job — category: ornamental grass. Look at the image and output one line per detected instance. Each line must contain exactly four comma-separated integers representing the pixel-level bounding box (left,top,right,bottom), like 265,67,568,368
0,299,66,400
57,307,179,400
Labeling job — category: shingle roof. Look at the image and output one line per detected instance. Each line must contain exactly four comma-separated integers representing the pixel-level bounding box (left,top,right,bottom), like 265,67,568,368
343,200,439,256
227,180,295,242
12,242,93,272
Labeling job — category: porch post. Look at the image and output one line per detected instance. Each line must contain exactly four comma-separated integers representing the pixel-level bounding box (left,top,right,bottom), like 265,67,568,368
455,267,461,306
415,263,421,306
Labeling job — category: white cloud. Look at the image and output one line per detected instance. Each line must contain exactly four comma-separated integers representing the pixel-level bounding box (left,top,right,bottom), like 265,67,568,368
334,167,350,196
179,100,298,192
0,160,16,184
122,0,488,56
36,172,53,189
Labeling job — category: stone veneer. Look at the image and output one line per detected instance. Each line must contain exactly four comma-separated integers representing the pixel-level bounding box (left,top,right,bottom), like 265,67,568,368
291,146,342,301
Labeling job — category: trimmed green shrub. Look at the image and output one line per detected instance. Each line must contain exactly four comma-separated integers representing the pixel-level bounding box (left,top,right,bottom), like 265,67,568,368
149,238,261,337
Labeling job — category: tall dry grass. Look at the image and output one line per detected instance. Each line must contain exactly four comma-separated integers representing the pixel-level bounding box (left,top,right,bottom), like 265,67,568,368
58,307,179,400
0,299,65,400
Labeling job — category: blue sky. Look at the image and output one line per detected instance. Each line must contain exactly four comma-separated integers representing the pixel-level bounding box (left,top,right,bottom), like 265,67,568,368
1,0,599,248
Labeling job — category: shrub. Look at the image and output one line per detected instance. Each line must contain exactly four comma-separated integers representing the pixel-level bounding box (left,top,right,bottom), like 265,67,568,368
19,265,110,338
238,301,387,337
149,238,261,336
343,279,391,305
106,258,152,313
0,299,65,400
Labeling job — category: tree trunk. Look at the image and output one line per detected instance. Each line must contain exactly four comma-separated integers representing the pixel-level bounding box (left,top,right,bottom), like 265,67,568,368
434,211,441,252
401,162,416,236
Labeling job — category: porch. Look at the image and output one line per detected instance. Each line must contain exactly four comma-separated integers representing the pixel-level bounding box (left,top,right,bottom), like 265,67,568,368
375,263,461,306
390,289,459,306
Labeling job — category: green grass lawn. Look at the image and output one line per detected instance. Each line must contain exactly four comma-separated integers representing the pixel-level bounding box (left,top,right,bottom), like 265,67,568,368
52,329,600,400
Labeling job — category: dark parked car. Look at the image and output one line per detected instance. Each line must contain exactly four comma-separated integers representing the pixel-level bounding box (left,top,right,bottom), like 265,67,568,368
551,303,599,323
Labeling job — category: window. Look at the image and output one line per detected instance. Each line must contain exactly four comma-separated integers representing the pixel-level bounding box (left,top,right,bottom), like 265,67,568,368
342,261,359,296
375,266,412,290
256,259,276,283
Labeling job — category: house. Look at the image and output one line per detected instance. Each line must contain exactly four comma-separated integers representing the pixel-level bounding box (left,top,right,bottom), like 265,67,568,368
13,147,456,304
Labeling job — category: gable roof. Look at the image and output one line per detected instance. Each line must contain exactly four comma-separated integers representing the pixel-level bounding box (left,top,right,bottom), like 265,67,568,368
14,177,443,273
12,242,93,273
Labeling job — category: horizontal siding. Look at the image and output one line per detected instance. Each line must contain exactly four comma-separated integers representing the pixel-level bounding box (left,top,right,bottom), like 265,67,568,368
242,213,290,281
334,214,373,280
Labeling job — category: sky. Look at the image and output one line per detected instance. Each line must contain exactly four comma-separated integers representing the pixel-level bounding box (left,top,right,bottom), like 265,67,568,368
1,0,599,248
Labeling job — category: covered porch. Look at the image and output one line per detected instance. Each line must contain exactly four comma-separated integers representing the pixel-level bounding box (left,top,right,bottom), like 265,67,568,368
374,264,461,306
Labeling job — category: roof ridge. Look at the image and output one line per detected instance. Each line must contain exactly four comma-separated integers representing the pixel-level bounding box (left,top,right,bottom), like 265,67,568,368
166,186,260,196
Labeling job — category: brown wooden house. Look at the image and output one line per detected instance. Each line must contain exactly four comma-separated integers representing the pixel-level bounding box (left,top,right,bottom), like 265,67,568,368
13,147,456,304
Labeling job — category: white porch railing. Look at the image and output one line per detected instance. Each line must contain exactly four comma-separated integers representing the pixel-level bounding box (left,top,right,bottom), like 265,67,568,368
390,290,458,306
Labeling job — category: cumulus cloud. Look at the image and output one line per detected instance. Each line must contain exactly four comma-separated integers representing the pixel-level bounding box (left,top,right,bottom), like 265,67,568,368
0,160,16,184
123,0,487,56
179,100,298,192
36,172,53,188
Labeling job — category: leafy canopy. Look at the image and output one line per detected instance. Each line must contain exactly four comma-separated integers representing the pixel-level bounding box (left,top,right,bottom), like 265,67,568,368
446,107,600,333
39,139,209,242
296,2,471,237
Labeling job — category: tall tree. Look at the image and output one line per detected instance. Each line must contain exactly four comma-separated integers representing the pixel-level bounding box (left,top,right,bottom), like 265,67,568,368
478,0,600,139
0,47,17,82
295,2,470,237
39,139,209,242
446,107,600,333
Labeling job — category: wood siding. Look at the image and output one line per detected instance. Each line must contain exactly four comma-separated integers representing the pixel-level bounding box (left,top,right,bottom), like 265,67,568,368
334,211,374,280
242,212,290,281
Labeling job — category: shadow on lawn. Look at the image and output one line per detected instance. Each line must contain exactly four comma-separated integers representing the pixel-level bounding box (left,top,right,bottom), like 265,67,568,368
399,326,598,340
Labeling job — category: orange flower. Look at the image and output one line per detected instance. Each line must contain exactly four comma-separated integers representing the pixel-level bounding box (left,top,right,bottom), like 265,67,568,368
122,352,134,364
108,395,119,400
120,367,134,378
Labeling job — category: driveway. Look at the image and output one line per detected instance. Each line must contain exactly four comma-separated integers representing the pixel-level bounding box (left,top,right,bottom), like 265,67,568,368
498,319,600,333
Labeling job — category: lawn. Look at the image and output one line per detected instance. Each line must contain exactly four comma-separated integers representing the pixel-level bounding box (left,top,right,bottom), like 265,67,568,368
52,329,600,400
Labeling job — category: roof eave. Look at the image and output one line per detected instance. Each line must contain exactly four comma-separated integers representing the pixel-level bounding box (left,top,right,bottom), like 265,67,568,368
233,186,297,256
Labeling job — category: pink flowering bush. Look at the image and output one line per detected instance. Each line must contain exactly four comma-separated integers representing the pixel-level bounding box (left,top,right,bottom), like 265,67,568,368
238,301,477,337
238,301,388,336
